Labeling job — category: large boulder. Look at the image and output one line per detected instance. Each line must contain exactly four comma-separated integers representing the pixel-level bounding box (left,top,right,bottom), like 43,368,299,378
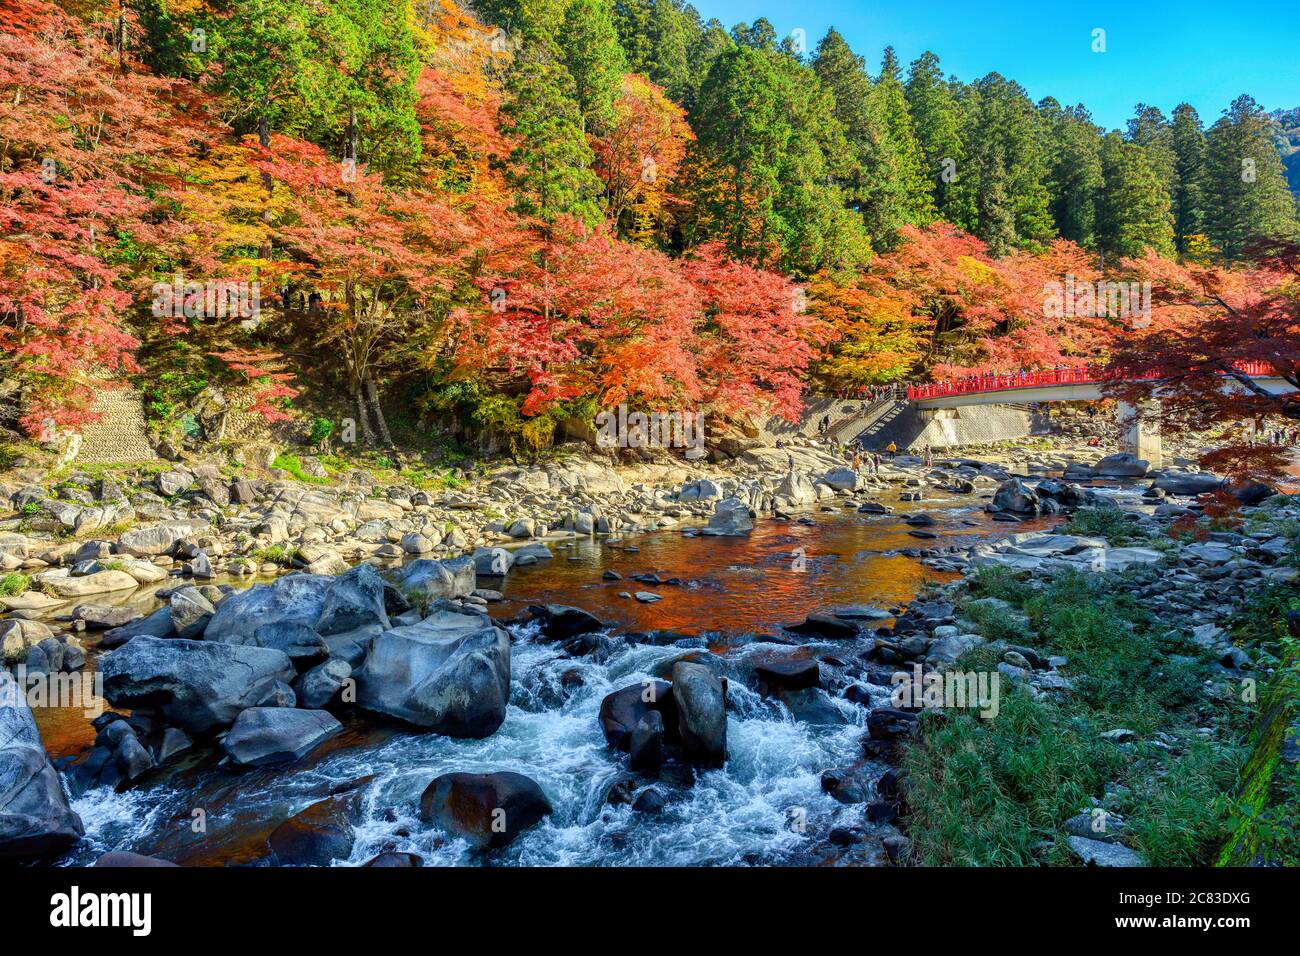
352,606,510,737
822,467,861,492
990,478,1040,515
268,792,361,866
315,564,391,637
395,557,476,604
1154,472,1224,497
116,520,210,557
419,771,552,850
221,708,342,766
100,637,296,735
671,661,727,767
701,496,754,536
251,622,329,668
471,547,514,576
527,604,606,641
775,470,818,505
0,671,84,860
203,574,331,645
1093,452,1149,478
100,605,177,649
41,569,139,598
598,680,678,751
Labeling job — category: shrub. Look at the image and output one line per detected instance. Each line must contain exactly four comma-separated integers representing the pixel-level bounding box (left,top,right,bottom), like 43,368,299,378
0,572,30,597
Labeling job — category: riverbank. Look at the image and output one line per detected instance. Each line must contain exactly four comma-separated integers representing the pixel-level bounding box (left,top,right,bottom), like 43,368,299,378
2,430,1294,866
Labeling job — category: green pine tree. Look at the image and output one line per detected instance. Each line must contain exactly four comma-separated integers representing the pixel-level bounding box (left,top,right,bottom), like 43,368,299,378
1097,131,1175,259
905,51,964,221
1170,103,1208,254
1203,95,1299,258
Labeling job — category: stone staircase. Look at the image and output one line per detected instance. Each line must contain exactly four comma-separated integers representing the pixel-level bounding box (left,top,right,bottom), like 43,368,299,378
75,390,158,464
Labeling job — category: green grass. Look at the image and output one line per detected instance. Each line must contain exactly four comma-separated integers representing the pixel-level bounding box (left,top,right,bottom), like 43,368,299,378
253,544,299,566
272,453,331,484
1063,507,1147,546
0,572,30,597
902,567,1252,866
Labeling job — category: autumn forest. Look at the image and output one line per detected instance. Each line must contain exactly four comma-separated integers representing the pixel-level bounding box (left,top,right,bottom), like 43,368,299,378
2,0,1299,456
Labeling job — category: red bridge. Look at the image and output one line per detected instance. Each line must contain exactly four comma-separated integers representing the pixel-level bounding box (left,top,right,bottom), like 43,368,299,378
906,360,1280,402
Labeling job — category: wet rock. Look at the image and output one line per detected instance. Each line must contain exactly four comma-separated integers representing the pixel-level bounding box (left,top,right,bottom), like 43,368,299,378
989,478,1040,515
671,661,727,767
95,851,179,867
472,547,514,576
753,658,820,692
1153,472,1223,497
268,792,361,866
100,637,297,735
784,613,858,640
419,771,553,850
353,605,510,737
222,708,342,766
364,851,422,867
100,605,178,648
0,671,84,860
72,605,142,630
528,604,606,641
632,788,666,814
866,708,918,740
598,680,678,751
628,711,664,772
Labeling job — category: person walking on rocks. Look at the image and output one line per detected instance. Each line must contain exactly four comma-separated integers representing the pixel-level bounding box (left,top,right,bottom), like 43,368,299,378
885,441,897,461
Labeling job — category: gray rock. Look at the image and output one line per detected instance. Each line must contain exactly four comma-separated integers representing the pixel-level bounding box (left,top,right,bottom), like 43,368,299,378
1067,835,1143,866
471,547,514,576
100,637,297,735
396,557,476,605
221,708,342,766
1094,453,1149,477
701,496,753,536
203,573,331,644
353,606,510,737
251,622,329,667
0,671,84,860
294,659,352,709
169,586,215,640
671,661,727,767
1154,472,1223,497
315,563,390,637
116,520,209,557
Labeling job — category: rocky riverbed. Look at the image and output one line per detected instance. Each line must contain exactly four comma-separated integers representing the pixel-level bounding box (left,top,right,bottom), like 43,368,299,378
1,434,1292,866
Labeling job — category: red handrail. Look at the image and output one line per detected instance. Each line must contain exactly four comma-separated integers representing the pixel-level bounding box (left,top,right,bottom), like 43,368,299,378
905,361,1277,401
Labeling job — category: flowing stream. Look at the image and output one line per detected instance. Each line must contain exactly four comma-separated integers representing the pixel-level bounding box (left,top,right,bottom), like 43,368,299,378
39,494,1060,867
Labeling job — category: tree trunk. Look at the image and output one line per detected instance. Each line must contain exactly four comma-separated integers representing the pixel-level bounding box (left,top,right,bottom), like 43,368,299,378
259,114,273,260
365,376,394,448
354,388,375,446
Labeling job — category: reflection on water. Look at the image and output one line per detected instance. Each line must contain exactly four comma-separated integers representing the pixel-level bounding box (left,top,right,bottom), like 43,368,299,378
42,497,1061,867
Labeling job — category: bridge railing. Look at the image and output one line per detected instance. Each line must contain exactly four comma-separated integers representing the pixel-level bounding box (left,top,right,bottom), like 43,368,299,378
906,361,1276,401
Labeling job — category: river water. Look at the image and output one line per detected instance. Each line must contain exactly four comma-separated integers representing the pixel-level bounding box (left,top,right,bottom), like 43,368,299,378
41,494,1059,867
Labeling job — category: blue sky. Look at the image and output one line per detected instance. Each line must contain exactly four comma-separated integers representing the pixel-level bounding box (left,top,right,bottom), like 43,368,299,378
689,0,1300,130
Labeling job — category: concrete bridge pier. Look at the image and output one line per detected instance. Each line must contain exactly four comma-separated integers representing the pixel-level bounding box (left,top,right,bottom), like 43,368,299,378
1118,400,1162,468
